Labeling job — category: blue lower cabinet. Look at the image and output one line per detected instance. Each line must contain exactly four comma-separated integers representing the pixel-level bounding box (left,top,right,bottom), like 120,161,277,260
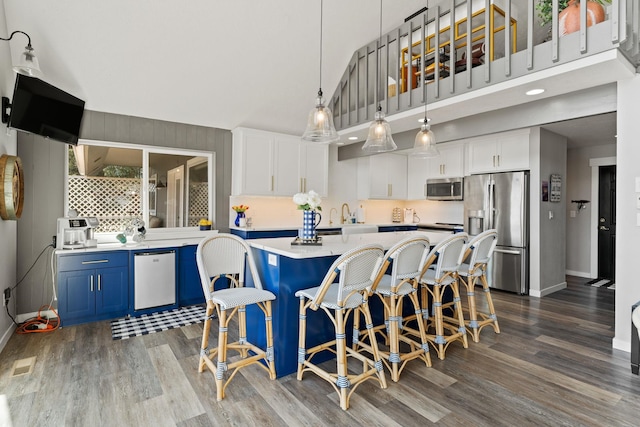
378,225,418,232
179,245,205,306
57,251,129,326
230,229,299,239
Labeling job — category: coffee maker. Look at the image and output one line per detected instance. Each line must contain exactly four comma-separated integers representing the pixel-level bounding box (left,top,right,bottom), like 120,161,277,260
57,217,100,249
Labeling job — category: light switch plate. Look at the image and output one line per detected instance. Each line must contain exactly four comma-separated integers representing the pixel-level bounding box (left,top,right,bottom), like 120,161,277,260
637,194,640,209
548,210,554,220
268,253,277,267
570,210,576,218
636,177,640,192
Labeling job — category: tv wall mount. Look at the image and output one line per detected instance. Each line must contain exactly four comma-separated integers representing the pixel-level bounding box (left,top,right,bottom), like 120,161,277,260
2,97,10,124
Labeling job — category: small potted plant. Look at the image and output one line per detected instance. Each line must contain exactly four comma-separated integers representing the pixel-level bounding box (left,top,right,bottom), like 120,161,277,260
536,0,609,34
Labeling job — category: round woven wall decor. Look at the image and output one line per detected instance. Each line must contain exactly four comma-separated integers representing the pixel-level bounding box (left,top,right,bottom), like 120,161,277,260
0,154,24,220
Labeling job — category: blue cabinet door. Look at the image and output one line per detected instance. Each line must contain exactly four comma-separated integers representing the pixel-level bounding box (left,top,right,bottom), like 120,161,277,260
95,266,129,318
179,245,205,306
58,270,95,323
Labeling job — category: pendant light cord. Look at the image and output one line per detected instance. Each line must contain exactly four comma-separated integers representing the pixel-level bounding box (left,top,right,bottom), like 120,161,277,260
318,0,324,97
376,0,383,112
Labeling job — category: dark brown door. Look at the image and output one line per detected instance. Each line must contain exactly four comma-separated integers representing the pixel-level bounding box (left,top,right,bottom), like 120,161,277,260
597,165,616,281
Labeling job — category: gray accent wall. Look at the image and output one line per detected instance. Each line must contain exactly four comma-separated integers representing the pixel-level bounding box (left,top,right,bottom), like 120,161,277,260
16,110,232,315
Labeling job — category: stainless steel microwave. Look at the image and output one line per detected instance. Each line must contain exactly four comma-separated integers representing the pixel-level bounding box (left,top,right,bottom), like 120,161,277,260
426,177,464,200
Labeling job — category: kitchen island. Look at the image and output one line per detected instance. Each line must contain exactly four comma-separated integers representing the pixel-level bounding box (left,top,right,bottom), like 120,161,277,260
244,231,445,378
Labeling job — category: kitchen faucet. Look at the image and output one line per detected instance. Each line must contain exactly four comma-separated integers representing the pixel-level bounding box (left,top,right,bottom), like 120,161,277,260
341,203,351,224
329,208,337,225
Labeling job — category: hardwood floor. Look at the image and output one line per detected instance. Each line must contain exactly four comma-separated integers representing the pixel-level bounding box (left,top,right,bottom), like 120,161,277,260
1,276,639,426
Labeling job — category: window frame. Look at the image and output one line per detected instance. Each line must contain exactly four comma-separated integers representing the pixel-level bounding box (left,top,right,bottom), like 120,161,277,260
64,138,215,236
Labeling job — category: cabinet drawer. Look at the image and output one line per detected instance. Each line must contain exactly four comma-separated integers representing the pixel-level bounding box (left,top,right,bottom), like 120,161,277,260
58,251,128,271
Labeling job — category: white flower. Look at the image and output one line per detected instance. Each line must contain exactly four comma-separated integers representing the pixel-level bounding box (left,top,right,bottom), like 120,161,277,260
293,190,322,211
293,192,309,206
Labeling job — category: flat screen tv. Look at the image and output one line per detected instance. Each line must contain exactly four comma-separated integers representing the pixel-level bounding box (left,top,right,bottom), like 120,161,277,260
7,74,85,145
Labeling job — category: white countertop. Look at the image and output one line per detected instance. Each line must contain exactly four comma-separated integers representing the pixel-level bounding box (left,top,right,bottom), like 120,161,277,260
55,230,219,254
229,222,419,232
247,230,446,259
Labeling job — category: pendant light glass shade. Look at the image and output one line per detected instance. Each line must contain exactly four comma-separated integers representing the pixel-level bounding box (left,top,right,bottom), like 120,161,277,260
302,91,339,143
411,119,439,158
302,0,339,144
362,108,397,153
362,0,396,153
0,32,42,77
14,45,41,77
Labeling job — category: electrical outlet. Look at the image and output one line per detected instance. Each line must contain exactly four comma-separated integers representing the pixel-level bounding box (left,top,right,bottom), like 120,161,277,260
52,235,57,247
3,287,10,306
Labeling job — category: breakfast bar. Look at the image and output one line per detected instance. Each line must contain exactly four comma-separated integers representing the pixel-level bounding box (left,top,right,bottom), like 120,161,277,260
244,231,445,377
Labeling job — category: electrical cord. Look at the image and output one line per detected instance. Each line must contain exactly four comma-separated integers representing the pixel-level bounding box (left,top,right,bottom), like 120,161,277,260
5,243,61,332
15,305,59,334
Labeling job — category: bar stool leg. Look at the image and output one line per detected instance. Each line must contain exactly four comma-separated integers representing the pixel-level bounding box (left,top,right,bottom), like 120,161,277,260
451,279,469,349
263,300,277,379
199,301,215,373
335,308,350,410
297,297,308,381
479,271,501,334
432,284,447,360
216,308,229,401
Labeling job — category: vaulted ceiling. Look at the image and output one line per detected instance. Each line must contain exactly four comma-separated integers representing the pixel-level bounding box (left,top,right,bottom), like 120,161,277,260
2,0,618,148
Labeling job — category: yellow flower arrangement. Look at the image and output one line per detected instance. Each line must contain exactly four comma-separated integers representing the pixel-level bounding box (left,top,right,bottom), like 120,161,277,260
232,205,249,213
198,218,212,226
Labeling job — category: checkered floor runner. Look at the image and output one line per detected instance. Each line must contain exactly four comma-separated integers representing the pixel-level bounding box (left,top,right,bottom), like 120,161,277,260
111,305,206,340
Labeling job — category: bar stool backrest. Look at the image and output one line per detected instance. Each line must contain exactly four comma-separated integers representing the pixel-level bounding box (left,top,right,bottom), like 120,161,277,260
196,233,264,301
310,244,384,307
420,233,468,280
386,236,431,283
464,229,498,275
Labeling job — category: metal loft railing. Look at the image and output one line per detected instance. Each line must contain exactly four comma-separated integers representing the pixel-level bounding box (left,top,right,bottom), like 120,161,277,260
330,0,639,133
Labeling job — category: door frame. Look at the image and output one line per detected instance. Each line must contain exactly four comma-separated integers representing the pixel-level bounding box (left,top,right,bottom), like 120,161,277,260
589,156,616,278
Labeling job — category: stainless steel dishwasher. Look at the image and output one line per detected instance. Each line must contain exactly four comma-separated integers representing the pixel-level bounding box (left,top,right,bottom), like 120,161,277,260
134,250,176,310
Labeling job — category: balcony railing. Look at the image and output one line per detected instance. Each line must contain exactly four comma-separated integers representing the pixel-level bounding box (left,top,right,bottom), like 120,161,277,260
330,0,639,133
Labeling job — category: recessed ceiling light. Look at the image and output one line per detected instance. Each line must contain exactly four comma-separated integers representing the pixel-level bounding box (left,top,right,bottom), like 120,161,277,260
526,88,545,96
336,142,345,146
348,136,358,141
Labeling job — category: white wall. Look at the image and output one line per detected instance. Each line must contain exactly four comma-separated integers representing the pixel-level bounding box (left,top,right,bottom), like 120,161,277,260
613,76,640,352
0,0,19,351
565,144,616,277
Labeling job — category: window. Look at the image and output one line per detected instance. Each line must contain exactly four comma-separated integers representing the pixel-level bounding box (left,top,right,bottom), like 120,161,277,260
66,140,214,234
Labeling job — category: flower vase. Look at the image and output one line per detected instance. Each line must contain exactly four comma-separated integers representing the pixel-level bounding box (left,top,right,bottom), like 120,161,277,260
234,211,245,227
301,210,321,240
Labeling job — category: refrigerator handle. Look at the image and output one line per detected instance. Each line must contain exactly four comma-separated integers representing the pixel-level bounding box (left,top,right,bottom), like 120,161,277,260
488,180,495,230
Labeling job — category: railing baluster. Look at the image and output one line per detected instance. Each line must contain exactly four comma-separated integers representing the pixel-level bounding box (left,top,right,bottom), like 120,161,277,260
448,0,455,94
466,0,472,88
527,0,534,70
552,0,559,62
505,0,512,76
434,6,441,99
485,0,491,82
580,0,587,53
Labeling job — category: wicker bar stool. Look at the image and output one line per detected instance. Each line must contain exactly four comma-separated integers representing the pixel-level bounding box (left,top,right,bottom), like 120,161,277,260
196,233,276,401
353,235,432,382
296,244,387,410
454,229,501,342
416,233,469,360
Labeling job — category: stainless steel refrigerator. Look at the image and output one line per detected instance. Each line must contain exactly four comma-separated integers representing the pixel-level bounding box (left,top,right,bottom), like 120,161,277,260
463,171,529,294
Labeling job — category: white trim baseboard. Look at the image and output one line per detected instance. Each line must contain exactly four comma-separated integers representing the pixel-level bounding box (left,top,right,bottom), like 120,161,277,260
16,310,58,324
0,323,17,354
530,281,567,298
565,270,592,278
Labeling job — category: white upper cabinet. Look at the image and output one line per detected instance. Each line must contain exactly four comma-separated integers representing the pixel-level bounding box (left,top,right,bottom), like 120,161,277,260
358,153,407,200
300,143,329,197
232,128,328,197
407,143,464,199
467,129,530,174
426,143,465,178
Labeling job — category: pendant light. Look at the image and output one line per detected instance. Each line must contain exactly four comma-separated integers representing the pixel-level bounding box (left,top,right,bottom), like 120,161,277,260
362,0,397,153
0,31,42,77
411,5,439,158
302,0,339,143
